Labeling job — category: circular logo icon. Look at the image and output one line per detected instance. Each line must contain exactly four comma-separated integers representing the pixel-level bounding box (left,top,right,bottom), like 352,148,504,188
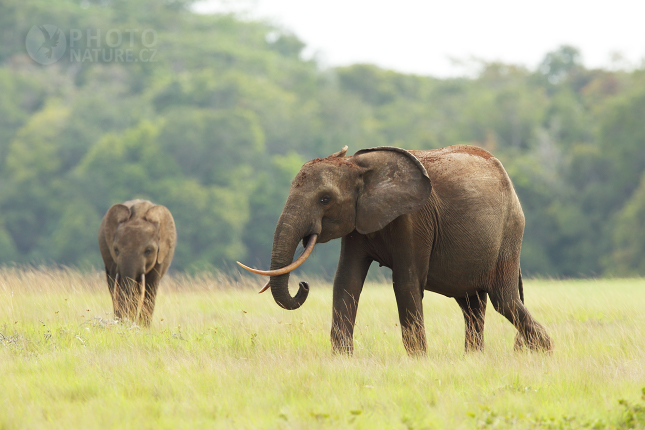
25,25,67,65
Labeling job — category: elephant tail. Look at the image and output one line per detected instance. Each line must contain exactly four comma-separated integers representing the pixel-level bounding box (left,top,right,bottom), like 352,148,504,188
518,267,525,304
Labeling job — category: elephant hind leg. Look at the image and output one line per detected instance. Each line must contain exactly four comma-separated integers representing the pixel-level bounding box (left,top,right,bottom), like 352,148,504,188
488,284,552,352
455,291,487,352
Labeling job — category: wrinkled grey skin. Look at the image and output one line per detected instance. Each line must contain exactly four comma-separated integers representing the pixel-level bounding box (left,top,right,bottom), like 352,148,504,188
266,145,552,355
98,199,176,326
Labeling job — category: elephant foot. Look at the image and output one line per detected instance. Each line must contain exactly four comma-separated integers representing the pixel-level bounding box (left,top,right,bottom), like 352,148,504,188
402,329,427,357
465,343,485,353
514,328,552,353
332,345,353,356
513,332,525,351
331,340,354,356
464,332,485,353
331,331,354,356
406,348,427,357
138,317,152,328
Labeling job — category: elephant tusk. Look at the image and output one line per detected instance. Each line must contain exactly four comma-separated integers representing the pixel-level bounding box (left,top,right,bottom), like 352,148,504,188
258,281,270,294
135,273,146,323
237,234,318,277
113,273,120,315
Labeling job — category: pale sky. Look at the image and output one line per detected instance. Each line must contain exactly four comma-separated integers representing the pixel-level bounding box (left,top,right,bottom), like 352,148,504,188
194,0,645,77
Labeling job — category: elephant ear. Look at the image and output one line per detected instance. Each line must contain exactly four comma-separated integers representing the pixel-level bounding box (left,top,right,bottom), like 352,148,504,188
144,205,176,266
352,147,432,234
104,204,131,261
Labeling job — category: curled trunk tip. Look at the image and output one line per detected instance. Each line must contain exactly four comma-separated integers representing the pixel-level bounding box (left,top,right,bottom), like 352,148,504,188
273,281,309,310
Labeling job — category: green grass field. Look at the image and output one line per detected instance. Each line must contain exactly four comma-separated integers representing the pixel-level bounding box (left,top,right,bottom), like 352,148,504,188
1,268,644,429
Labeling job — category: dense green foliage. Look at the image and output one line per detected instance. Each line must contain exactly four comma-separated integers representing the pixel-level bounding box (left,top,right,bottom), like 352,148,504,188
1,0,645,276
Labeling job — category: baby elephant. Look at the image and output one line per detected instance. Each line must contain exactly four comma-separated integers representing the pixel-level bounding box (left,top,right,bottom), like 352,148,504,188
98,199,176,326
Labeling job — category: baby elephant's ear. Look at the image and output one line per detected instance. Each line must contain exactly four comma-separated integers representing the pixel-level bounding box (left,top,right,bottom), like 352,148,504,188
144,205,176,266
352,147,432,234
105,204,131,261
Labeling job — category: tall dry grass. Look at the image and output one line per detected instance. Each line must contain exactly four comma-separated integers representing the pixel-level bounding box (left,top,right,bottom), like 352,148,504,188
1,268,644,429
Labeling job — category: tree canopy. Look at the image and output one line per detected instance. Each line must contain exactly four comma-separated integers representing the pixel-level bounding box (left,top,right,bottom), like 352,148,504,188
1,0,645,277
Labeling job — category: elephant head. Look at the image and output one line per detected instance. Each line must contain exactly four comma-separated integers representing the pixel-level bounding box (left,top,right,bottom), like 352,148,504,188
238,146,432,310
102,202,176,320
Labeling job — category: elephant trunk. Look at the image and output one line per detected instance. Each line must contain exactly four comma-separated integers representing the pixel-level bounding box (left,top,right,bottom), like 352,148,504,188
268,209,312,310
116,260,146,319
135,273,146,321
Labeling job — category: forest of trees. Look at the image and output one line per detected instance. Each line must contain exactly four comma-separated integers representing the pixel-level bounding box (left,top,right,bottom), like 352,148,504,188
1,0,645,278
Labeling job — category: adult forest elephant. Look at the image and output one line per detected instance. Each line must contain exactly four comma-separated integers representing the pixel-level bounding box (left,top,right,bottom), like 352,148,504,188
98,199,176,326
238,145,552,355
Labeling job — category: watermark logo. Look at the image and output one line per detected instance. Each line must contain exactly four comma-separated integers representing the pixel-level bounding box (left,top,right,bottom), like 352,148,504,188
26,25,67,65
25,26,158,65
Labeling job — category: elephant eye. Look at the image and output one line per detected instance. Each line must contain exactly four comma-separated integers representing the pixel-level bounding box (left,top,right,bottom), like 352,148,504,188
114,248,120,256
319,195,332,205
144,248,152,256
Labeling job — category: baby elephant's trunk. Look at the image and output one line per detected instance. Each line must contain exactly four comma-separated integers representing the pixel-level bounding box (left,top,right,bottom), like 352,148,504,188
114,271,146,323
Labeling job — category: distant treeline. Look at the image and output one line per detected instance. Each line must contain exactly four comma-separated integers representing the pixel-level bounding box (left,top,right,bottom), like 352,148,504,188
1,0,644,277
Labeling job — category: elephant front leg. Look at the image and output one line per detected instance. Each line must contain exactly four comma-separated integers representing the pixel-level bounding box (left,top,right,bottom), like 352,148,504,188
330,236,371,355
330,268,371,354
331,297,358,355
138,273,161,327
393,271,427,356
138,288,155,327
105,267,122,320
